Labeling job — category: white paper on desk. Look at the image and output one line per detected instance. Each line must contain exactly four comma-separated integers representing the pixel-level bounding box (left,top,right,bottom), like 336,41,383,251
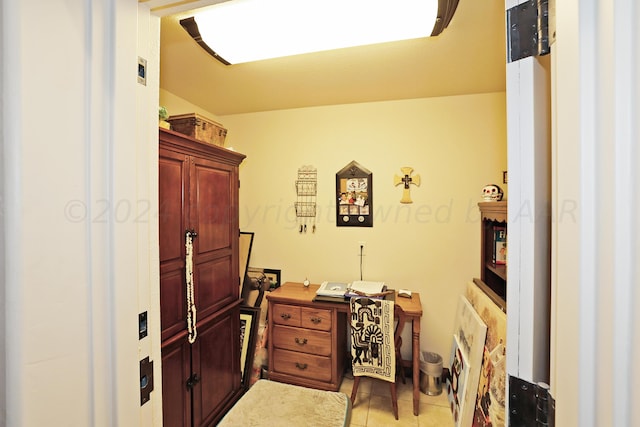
316,281,349,297
347,280,386,296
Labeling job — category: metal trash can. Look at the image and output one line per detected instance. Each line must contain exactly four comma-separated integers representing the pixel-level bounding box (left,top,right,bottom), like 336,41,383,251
420,351,443,396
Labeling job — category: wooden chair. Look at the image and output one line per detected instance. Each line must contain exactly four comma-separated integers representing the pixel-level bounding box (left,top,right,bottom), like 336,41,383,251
394,304,407,384
348,297,406,420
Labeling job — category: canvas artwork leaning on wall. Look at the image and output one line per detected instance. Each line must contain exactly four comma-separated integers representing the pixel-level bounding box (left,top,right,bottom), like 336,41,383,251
465,281,507,427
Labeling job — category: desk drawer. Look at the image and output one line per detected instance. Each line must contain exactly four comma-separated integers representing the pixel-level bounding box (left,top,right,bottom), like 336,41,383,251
272,304,301,327
272,348,332,382
300,307,332,331
272,324,331,356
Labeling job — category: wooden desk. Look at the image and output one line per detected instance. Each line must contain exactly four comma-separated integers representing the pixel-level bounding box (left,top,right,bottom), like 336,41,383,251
267,282,423,416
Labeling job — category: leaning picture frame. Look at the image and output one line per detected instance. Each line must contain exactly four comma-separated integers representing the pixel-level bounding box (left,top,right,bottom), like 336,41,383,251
239,231,255,289
240,305,260,389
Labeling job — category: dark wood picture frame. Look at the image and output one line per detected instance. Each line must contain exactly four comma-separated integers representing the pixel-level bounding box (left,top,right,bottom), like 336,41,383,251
239,231,255,301
239,231,254,283
336,160,373,227
240,305,260,389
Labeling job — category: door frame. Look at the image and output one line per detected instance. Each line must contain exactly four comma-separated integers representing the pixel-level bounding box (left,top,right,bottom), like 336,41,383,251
504,0,553,422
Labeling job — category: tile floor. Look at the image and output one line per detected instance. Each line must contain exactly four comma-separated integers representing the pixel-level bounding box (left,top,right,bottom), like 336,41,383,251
339,374,454,427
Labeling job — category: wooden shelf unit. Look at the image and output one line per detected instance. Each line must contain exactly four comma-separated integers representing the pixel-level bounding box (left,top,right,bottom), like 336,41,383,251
477,201,507,311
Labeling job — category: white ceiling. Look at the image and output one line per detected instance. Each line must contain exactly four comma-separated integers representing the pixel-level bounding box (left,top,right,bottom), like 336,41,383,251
151,0,506,116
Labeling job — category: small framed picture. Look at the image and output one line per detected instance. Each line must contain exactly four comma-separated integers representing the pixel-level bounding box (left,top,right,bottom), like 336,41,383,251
244,267,281,308
246,267,281,291
263,268,281,290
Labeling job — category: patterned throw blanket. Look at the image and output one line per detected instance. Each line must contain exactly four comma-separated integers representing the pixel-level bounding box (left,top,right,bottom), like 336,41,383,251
349,298,395,382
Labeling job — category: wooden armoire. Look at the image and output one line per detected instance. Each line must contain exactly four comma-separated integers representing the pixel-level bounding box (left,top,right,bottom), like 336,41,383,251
159,128,246,426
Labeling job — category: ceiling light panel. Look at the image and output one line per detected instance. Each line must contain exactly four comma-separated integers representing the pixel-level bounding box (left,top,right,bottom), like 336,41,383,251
191,0,439,64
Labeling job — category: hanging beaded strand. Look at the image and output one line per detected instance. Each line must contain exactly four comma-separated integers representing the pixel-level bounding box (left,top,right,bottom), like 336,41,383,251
185,231,197,344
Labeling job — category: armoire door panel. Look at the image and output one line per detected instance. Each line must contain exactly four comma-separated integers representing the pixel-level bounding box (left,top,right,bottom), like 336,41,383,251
159,150,189,263
160,268,187,341
191,306,241,427
194,255,236,320
161,338,192,427
159,258,184,277
191,160,234,254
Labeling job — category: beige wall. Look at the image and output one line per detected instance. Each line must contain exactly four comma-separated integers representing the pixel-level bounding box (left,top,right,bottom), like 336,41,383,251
162,91,507,359
160,88,225,122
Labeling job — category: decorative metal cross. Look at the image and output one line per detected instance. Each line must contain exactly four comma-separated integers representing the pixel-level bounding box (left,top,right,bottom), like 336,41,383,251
393,167,421,204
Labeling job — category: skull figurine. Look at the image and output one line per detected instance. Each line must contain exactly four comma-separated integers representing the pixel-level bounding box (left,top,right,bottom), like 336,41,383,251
482,184,504,202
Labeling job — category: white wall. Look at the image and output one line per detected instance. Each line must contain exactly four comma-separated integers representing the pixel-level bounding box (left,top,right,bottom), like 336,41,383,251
553,1,640,426
2,1,159,425
551,2,581,423
137,5,163,427
0,0,5,423
215,93,507,359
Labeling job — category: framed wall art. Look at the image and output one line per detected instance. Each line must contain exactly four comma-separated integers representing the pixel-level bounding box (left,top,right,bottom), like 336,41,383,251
336,160,373,227
465,281,507,427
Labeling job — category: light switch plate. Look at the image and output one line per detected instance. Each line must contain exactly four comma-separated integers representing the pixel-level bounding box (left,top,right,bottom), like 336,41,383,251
138,56,147,86
138,311,148,340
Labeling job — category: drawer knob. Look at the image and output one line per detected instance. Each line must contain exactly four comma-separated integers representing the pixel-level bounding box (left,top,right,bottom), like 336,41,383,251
295,362,308,370
310,317,322,324
294,337,308,345
280,313,292,320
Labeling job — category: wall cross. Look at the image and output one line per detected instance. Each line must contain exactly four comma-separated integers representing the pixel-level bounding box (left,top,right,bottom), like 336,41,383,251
393,167,421,204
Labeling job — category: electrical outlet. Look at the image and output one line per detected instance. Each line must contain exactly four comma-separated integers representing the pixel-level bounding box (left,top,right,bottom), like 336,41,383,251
358,241,366,255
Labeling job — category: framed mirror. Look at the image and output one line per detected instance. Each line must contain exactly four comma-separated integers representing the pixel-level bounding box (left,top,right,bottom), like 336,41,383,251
336,160,373,227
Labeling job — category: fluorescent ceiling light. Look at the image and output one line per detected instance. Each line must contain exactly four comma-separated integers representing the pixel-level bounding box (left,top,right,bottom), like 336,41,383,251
183,0,445,65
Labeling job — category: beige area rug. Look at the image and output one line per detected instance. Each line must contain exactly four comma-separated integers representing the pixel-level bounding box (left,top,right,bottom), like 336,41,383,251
217,379,351,427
